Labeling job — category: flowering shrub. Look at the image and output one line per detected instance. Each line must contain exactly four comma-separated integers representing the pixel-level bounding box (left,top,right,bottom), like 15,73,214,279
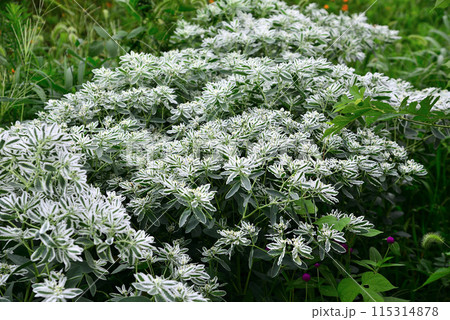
0,0,448,302
172,2,400,63
0,122,223,301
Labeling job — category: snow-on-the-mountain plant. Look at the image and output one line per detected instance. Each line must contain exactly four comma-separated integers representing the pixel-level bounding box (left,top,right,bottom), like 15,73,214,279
1,0,447,302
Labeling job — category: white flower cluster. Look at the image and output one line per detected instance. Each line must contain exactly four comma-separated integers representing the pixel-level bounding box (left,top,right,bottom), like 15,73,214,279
0,123,220,301
262,207,374,270
173,1,399,64
41,48,449,133
0,263,27,287
120,108,425,227
32,271,83,302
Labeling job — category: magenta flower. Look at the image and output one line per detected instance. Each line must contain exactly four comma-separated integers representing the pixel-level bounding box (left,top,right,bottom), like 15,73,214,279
314,263,320,268
387,236,395,244
302,273,311,282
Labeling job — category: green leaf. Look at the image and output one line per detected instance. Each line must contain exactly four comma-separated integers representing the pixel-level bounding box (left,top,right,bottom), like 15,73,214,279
315,216,350,231
225,183,240,199
32,84,46,102
179,208,191,227
240,175,251,191
353,260,377,270
93,25,110,39
30,246,47,261
369,247,383,263
315,215,338,226
295,199,317,216
77,61,86,85
127,26,146,39
105,39,119,58
85,274,96,297
268,260,281,278
266,189,286,199
248,247,254,269
185,215,199,233
418,267,450,289
192,207,206,224
338,278,360,302
64,65,73,90
112,30,128,40
88,40,104,57
434,0,450,9
349,86,365,99
360,229,383,237
361,288,384,302
361,272,396,292
319,285,338,297
390,242,401,256
111,264,129,275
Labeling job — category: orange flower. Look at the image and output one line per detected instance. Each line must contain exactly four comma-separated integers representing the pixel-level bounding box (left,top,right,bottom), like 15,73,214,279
342,4,348,11
208,0,214,3
324,4,329,9
11,68,15,74
106,2,113,8
343,0,348,2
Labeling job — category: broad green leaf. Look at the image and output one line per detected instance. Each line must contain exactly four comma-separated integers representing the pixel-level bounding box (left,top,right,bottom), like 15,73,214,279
295,198,317,216
361,272,396,292
338,278,360,302
315,216,350,231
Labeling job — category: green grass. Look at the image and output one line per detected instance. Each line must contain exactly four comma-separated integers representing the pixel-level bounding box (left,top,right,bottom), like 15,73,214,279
290,0,450,89
0,0,206,126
